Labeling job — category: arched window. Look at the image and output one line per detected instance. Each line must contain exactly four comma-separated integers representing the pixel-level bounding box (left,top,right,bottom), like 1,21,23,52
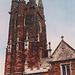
39,22,42,33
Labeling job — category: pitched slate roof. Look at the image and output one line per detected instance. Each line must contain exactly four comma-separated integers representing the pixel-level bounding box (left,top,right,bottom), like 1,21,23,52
49,39,75,62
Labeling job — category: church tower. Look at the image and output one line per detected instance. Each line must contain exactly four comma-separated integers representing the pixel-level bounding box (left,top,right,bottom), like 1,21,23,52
5,0,48,75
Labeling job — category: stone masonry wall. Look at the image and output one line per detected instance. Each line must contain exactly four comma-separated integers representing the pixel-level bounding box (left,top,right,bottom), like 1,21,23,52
49,60,75,75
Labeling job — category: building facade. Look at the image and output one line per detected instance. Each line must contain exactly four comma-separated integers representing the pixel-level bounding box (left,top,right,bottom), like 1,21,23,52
5,0,49,75
5,0,75,75
49,38,75,75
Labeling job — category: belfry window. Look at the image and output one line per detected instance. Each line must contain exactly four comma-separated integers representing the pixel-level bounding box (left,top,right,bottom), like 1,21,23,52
61,64,70,75
39,22,42,33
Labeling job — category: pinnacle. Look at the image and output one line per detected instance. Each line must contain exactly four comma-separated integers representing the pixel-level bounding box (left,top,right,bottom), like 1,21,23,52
38,0,43,9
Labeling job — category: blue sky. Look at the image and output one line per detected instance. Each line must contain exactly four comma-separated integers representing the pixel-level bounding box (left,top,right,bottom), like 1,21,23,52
1,0,75,75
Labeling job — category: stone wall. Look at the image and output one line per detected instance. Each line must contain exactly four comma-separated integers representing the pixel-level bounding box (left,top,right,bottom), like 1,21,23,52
49,60,75,75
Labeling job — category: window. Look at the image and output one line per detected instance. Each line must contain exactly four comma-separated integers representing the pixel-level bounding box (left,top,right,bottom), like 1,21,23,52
39,22,42,33
61,64,70,75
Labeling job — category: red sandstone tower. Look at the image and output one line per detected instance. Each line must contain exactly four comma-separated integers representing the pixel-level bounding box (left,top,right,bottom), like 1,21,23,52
5,0,48,75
